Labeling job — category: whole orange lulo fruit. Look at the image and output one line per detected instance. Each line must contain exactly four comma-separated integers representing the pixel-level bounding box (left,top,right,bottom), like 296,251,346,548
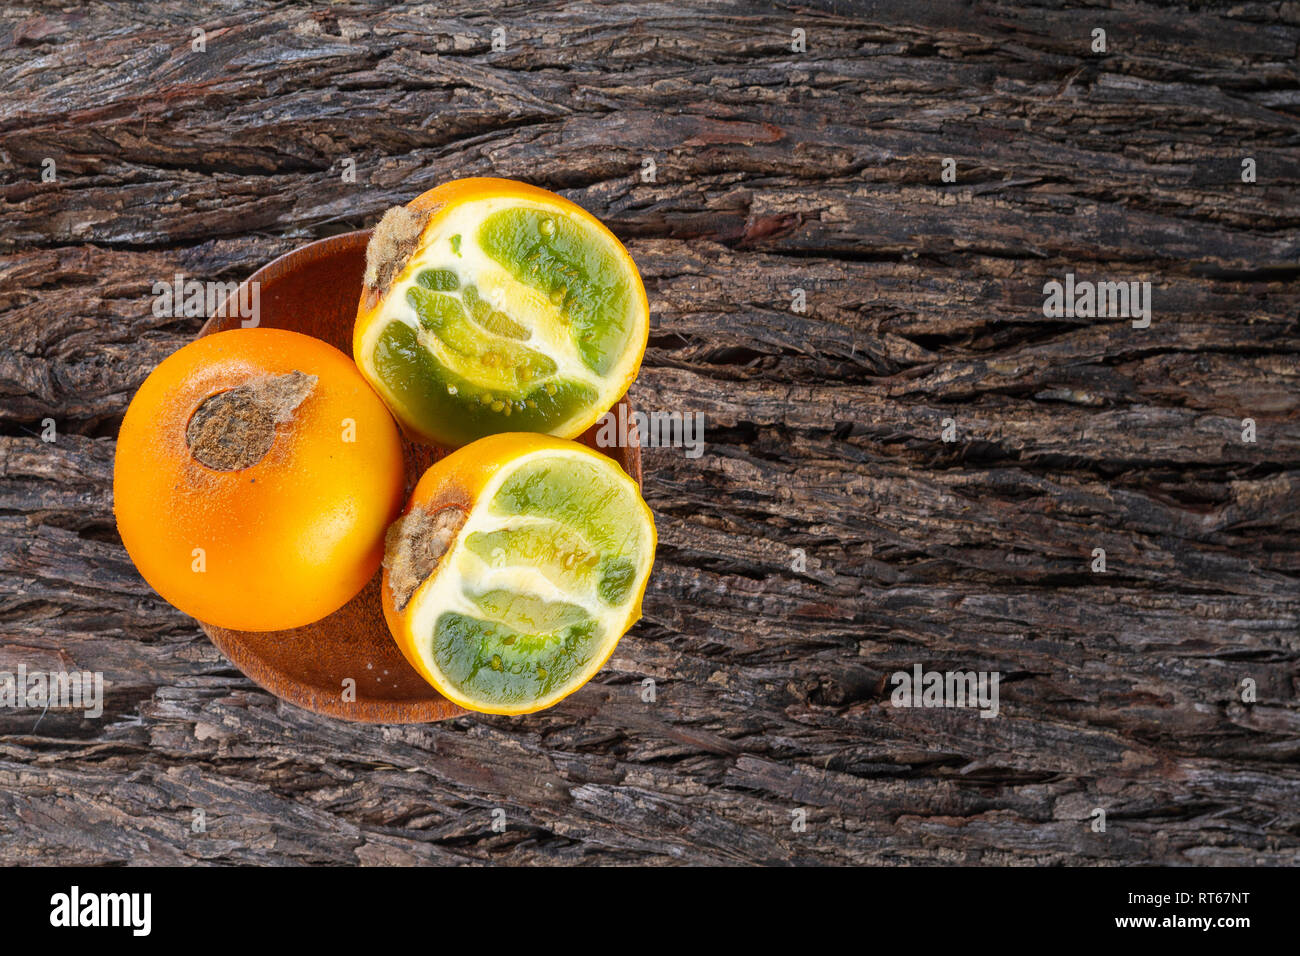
113,328,406,631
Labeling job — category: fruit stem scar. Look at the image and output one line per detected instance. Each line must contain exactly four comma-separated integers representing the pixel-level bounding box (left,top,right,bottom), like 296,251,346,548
185,370,317,471
384,504,468,612
365,203,434,295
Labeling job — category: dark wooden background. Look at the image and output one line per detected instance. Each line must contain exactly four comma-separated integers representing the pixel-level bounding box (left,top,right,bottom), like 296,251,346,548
1,1,1297,865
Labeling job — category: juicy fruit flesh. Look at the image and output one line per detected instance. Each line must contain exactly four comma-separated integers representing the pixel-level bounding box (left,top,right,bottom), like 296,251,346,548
365,197,639,446
373,321,597,447
478,208,633,377
407,451,651,710
433,613,598,704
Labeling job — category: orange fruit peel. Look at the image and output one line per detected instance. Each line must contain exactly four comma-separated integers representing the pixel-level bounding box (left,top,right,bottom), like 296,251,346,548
114,328,406,632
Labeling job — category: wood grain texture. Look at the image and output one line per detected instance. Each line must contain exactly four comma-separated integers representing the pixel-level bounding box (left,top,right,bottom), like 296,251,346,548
1,0,1297,865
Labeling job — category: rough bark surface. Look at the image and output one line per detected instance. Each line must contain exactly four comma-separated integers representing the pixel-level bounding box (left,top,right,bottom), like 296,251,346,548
1,0,1298,865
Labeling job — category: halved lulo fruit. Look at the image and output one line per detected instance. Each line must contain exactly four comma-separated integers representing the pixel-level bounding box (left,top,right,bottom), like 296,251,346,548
382,433,656,715
355,178,650,448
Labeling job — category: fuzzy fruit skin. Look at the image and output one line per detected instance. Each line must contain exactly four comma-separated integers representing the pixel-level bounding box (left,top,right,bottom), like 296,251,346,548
114,328,406,632
382,433,656,715
354,177,650,447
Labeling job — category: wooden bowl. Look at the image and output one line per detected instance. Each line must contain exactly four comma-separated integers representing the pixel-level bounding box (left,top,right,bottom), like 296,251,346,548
198,230,642,723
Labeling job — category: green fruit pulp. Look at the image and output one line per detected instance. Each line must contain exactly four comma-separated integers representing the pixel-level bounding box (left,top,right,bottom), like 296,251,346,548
430,454,647,707
433,613,599,706
407,286,557,394
477,208,634,376
372,320,596,448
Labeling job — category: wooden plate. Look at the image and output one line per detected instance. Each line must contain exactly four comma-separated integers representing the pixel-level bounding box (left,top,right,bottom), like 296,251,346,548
198,230,642,723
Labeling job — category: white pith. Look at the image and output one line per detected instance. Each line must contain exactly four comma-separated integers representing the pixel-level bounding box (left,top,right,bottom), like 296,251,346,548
405,447,653,710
